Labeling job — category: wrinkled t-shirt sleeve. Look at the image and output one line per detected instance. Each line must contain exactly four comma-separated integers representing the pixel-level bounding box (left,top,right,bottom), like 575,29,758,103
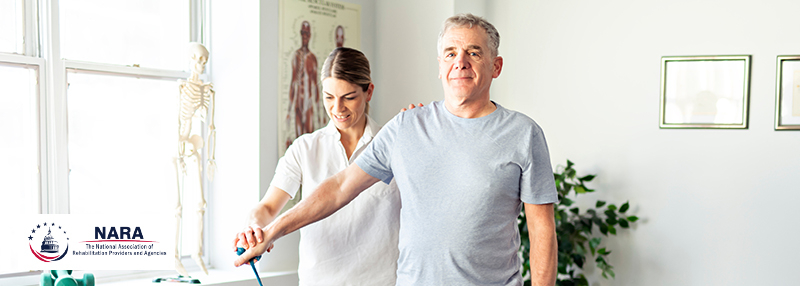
520,126,559,204
354,114,400,185
269,140,304,199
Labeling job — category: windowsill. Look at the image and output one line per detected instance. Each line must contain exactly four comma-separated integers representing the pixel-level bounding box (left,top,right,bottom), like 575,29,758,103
100,269,298,286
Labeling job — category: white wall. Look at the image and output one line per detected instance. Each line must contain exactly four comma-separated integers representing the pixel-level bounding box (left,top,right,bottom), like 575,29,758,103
482,0,800,285
207,0,261,273
371,0,455,123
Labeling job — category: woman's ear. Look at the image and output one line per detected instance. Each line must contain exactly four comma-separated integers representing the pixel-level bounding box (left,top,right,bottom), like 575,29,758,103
366,83,374,102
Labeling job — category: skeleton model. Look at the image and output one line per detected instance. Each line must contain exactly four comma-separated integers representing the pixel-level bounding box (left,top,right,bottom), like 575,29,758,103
173,42,215,276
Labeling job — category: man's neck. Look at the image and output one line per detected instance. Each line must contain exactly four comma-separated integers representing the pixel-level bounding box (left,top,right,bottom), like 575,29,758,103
444,96,496,119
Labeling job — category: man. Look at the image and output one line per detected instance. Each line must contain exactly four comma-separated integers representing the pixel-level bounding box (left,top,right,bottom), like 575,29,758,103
237,14,558,286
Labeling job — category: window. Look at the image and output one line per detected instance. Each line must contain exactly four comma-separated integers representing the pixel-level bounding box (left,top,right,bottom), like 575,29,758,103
66,72,179,215
0,63,41,216
60,0,190,69
0,0,25,54
0,0,209,282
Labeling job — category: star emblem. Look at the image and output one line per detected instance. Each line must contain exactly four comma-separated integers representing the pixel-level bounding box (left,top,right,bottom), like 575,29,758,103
32,229,35,233
51,222,55,226
28,235,33,240
37,224,40,229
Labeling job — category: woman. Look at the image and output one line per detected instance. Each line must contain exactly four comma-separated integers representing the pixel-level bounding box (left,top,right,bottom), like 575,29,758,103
233,47,404,285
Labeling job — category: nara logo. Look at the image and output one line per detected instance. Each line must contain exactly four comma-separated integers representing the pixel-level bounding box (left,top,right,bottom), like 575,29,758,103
28,222,69,262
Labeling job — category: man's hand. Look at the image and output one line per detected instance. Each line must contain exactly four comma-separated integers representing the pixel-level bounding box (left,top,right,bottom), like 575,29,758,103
234,227,274,267
400,103,424,112
232,225,264,252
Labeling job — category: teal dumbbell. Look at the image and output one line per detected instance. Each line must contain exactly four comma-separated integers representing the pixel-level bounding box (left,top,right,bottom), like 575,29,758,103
40,270,94,286
236,247,263,286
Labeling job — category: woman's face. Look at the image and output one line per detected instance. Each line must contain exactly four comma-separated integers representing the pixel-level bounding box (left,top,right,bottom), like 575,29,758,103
322,77,373,135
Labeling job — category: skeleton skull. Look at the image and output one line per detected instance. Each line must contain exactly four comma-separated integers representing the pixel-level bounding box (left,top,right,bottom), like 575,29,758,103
189,42,209,75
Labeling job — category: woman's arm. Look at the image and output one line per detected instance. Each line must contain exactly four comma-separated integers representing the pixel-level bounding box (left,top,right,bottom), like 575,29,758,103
232,186,292,251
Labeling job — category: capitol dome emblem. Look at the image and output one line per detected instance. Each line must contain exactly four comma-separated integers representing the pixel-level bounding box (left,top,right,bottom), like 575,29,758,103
28,222,69,262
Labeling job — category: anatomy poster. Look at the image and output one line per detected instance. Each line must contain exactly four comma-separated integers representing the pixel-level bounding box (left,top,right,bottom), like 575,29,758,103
278,0,361,156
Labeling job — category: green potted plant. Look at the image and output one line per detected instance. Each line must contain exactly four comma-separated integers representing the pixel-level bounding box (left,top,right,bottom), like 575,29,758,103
518,160,639,286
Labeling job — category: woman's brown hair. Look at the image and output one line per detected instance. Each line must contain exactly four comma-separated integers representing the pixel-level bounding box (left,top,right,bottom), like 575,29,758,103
320,47,372,113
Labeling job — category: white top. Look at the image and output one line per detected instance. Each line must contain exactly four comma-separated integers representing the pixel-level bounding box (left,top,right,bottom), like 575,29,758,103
270,116,401,286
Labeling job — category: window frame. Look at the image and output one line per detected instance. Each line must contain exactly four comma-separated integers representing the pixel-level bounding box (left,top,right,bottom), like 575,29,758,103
0,0,212,283
0,53,46,215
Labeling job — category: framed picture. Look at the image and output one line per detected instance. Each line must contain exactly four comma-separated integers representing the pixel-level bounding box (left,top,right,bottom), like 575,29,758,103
659,55,751,129
774,55,800,130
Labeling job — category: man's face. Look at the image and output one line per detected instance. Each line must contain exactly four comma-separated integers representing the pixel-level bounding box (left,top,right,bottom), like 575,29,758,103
437,26,502,101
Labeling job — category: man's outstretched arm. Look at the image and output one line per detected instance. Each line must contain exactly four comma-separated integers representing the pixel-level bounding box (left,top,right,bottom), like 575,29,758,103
234,163,381,267
525,202,557,286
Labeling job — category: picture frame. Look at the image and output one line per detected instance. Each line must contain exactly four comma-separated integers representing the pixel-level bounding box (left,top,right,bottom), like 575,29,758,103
774,55,800,130
659,55,751,129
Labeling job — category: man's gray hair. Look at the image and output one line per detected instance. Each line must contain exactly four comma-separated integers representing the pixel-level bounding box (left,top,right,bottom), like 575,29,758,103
437,13,500,57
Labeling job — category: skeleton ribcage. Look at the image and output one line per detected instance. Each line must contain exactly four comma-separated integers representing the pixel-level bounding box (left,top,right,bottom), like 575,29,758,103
179,82,211,137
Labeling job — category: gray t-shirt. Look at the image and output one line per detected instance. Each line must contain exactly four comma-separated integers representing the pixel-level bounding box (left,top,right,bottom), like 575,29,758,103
354,100,558,285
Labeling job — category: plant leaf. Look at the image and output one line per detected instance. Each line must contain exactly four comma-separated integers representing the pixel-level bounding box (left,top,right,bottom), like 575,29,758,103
595,256,606,264
604,209,617,219
599,223,608,235
579,174,595,182
570,207,580,214
619,201,629,213
607,204,617,211
572,254,584,268
595,200,606,208
627,216,639,222
618,219,629,228
576,275,589,286
589,237,601,253
561,197,574,206
563,183,573,194
574,185,586,194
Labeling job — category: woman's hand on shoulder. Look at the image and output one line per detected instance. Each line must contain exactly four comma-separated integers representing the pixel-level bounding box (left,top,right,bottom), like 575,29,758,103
399,103,423,112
